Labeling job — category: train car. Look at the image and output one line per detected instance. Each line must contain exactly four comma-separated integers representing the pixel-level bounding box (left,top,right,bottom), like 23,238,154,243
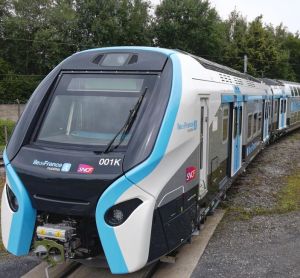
0,47,291,274
263,78,300,138
279,80,300,132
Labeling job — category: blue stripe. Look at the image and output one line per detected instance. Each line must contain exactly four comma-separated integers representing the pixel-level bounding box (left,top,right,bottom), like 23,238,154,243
234,86,241,94
3,150,36,255
221,95,234,103
274,95,283,99
244,95,264,101
95,51,182,273
236,95,243,101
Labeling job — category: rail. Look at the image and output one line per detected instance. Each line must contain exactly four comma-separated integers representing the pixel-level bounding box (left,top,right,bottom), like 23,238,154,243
0,154,3,168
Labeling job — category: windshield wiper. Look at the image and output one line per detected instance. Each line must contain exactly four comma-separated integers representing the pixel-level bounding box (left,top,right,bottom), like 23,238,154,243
101,87,148,154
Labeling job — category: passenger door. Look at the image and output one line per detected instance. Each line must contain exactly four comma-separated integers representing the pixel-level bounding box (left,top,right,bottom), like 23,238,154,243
263,100,270,141
231,101,243,176
279,98,287,129
198,97,208,199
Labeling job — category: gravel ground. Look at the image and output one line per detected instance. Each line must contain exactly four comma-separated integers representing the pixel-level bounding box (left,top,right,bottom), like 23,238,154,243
192,130,300,278
0,255,41,278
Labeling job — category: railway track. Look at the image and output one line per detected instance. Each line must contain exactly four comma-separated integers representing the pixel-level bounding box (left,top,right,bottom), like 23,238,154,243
0,154,4,168
21,210,225,278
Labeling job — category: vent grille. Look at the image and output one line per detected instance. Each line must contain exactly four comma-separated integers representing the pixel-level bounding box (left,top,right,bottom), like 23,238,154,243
92,54,104,64
128,54,138,64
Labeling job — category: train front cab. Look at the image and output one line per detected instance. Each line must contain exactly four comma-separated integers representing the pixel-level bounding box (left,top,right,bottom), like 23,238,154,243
1,47,197,274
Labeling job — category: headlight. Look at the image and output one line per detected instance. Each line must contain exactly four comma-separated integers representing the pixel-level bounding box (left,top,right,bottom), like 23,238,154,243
104,198,142,226
6,184,19,212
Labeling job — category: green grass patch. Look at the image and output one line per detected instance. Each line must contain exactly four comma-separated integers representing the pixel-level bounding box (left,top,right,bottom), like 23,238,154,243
0,146,4,152
0,119,15,147
276,173,300,212
226,172,300,221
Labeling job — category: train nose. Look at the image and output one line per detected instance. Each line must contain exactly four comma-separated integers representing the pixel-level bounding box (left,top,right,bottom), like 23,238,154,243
1,160,36,256
96,179,156,274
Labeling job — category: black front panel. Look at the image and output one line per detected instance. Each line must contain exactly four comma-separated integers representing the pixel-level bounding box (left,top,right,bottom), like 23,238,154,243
62,50,168,72
147,187,198,262
12,146,124,216
147,210,169,262
163,204,197,250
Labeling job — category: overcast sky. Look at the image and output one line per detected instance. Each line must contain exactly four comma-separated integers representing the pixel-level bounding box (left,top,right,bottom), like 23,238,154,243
151,0,300,34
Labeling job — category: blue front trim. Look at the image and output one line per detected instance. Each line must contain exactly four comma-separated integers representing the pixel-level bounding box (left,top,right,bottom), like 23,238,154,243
3,150,36,256
126,54,181,183
3,149,9,165
95,51,182,273
96,176,133,273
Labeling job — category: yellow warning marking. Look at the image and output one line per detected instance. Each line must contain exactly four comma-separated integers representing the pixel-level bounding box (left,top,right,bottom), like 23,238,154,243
54,231,62,238
39,229,46,235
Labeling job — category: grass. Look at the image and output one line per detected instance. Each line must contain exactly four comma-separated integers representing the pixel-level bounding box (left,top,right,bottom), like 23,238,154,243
0,146,4,153
225,172,300,221
0,119,15,147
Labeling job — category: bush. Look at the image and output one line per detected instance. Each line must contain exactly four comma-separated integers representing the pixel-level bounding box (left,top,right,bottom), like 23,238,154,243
0,119,15,148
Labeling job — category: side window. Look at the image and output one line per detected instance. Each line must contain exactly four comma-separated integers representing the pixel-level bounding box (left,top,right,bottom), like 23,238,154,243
297,87,300,96
284,100,286,113
233,107,238,138
253,113,258,134
222,107,229,143
239,106,243,135
291,86,295,97
247,114,253,139
274,100,278,114
258,112,262,132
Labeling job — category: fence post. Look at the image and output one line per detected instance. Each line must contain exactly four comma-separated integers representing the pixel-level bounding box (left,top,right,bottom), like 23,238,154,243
4,125,8,145
16,98,21,119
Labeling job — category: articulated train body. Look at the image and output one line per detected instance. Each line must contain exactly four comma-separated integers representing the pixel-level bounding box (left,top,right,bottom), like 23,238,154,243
2,47,300,274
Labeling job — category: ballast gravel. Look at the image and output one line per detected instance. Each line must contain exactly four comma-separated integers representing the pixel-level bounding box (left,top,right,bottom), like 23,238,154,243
192,131,300,278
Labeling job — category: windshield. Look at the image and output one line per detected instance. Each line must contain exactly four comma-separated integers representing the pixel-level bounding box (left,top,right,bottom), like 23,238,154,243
36,74,154,148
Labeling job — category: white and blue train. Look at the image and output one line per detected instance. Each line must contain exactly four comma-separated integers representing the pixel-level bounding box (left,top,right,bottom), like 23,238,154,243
2,47,300,274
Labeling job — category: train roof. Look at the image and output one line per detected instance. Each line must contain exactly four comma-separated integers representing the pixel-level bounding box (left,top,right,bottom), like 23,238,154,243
278,79,300,86
175,49,261,83
261,78,283,86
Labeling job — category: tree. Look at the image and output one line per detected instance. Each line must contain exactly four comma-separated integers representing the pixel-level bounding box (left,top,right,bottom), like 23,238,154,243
245,16,292,79
221,10,248,72
75,0,152,48
282,31,300,81
153,0,226,61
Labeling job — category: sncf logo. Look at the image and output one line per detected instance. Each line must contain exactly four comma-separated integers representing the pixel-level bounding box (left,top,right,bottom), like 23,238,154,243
186,166,196,182
77,164,94,174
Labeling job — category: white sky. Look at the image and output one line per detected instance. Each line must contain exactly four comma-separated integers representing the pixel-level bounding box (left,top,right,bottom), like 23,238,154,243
151,0,300,34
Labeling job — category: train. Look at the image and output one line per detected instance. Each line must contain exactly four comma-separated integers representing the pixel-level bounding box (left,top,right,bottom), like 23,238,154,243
2,47,300,274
